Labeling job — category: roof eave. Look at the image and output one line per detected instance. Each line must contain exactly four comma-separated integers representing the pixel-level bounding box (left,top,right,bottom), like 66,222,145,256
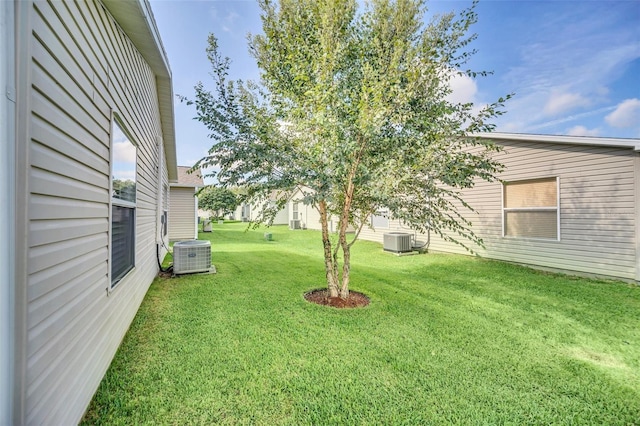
473,132,640,151
101,0,178,181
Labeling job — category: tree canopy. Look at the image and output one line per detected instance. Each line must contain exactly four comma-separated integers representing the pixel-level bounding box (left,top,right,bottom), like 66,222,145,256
198,186,239,218
186,0,511,298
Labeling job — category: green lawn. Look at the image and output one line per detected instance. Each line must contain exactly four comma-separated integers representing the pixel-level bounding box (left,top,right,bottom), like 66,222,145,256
83,222,639,425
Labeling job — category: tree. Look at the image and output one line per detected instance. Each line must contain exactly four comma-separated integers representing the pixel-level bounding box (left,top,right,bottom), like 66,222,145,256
198,186,239,219
186,0,511,299
112,179,135,202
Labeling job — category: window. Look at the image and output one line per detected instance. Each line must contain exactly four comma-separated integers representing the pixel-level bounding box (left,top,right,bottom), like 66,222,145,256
371,209,389,229
503,177,558,240
292,202,299,220
111,119,137,287
163,184,168,237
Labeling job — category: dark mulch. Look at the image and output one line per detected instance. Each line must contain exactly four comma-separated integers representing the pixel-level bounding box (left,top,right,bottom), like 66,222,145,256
304,288,370,308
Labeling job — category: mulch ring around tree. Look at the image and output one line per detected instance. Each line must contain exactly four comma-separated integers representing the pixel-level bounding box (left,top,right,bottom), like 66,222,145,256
304,288,370,309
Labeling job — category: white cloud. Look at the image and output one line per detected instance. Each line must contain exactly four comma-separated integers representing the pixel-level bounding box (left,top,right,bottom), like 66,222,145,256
543,92,590,116
447,72,478,105
113,141,136,164
114,169,136,180
525,105,616,132
209,6,240,33
222,11,239,33
493,2,639,136
605,98,640,128
566,125,600,137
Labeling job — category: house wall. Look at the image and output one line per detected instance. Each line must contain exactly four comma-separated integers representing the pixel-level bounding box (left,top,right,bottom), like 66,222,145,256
169,187,197,240
289,187,343,231
298,202,322,230
272,202,289,225
359,140,638,281
289,188,318,230
232,200,289,225
13,1,171,424
288,187,358,232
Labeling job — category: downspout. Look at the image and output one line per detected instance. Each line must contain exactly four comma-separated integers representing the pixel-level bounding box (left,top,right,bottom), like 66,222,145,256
155,137,172,273
155,135,166,270
156,136,162,247
194,186,199,239
0,1,16,423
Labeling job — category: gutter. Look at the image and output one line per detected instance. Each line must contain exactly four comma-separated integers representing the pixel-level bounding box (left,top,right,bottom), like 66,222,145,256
473,132,640,151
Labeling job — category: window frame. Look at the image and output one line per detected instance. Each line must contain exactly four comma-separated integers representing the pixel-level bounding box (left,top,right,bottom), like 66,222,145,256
109,114,138,291
292,202,299,221
501,176,560,241
371,208,390,229
162,184,168,237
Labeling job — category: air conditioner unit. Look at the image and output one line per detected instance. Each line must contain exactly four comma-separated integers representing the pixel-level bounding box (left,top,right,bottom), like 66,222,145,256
289,219,301,230
173,240,212,274
241,216,249,222
383,232,413,253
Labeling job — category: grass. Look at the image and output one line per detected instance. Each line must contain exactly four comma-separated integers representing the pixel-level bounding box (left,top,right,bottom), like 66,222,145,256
83,222,640,425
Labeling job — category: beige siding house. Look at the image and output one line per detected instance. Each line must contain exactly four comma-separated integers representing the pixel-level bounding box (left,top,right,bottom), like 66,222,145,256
2,0,178,424
289,186,322,230
287,186,355,232
169,166,204,241
235,191,290,225
360,133,640,282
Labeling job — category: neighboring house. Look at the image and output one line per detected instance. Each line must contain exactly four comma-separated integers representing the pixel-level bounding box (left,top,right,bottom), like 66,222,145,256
288,186,355,232
233,201,246,221
1,1,178,424
359,133,640,282
169,166,204,241
235,191,290,225
289,186,321,230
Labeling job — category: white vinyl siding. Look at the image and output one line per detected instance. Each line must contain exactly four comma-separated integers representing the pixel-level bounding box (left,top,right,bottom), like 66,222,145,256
169,187,198,240
288,187,349,232
289,188,322,230
20,1,169,424
271,201,289,225
358,140,638,281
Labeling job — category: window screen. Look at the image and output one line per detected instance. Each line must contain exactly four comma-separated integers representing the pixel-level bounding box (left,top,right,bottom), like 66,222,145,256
371,209,389,229
503,177,558,239
111,205,135,285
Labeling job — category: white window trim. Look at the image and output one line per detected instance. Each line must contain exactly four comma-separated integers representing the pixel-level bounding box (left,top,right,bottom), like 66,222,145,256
501,177,560,241
0,1,16,422
108,112,138,293
371,208,390,229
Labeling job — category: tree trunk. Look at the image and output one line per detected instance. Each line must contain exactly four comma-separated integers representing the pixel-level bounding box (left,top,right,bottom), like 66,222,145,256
339,237,351,299
319,200,339,297
335,153,359,299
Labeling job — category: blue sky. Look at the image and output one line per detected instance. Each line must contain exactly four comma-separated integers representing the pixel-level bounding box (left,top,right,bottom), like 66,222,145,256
149,0,640,170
